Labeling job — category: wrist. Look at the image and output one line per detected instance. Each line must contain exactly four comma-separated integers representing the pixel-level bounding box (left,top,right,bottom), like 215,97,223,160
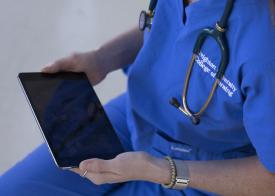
91,49,110,77
94,45,123,74
148,156,191,190
147,157,171,185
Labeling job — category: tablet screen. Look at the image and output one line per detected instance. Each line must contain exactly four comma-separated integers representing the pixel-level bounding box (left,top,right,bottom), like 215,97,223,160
18,72,125,168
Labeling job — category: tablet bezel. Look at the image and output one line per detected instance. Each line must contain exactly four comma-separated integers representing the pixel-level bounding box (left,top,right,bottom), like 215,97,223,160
18,72,123,169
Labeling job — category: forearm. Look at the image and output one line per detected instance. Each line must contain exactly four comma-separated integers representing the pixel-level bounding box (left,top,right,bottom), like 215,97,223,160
74,152,275,195
179,156,275,195
94,27,143,73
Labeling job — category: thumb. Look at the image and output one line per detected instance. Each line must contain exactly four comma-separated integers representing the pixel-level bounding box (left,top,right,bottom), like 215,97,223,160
80,159,115,173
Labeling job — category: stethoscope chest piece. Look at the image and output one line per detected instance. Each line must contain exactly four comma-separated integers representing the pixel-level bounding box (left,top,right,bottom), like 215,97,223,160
139,10,153,31
139,0,158,31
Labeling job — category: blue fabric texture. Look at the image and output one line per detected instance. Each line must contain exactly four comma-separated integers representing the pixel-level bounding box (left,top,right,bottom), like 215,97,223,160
127,0,275,172
1,0,275,195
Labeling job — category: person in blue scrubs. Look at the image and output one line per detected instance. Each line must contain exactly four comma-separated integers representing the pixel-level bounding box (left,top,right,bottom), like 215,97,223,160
1,0,275,195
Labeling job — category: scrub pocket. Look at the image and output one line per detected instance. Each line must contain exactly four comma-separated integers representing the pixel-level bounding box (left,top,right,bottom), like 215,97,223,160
151,131,194,160
150,131,256,161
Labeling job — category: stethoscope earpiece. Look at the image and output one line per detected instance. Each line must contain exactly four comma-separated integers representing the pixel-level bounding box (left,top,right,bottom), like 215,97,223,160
169,97,200,125
191,116,200,125
169,97,181,109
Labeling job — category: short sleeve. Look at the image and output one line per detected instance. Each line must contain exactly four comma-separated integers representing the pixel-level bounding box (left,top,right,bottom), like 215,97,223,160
241,61,275,173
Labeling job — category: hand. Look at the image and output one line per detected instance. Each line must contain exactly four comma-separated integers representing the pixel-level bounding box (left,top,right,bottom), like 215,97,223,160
42,51,107,85
72,152,171,185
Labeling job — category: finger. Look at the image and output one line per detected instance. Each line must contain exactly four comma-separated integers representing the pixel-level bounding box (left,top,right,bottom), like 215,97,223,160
70,168,82,175
41,62,54,72
41,60,68,73
79,159,116,174
85,172,122,185
41,62,61,73
41,56,75,73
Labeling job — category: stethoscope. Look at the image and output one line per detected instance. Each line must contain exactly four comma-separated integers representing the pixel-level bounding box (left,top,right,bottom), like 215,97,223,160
139,0,158,31
139,0,235,125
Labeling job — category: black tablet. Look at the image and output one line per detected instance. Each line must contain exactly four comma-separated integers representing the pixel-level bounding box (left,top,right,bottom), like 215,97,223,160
18,72,125,169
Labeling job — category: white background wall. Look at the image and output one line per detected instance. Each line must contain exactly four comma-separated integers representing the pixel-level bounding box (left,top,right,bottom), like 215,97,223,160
0,0,146,174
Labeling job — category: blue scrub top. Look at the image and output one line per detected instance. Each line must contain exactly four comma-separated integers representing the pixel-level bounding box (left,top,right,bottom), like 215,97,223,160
126,0,275,173
1,1,275,196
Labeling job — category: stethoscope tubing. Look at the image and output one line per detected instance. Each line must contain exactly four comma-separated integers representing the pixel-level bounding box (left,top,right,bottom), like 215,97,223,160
141,0,236,125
